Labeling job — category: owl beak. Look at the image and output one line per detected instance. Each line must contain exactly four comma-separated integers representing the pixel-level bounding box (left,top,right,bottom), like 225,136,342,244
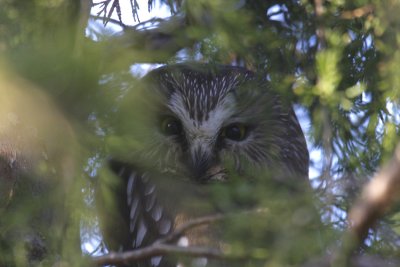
206,165,228,182
186,146,226,183
187,147,213,183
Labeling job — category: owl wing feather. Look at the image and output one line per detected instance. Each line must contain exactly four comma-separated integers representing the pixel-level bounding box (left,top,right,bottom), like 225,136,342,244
107,160,175,267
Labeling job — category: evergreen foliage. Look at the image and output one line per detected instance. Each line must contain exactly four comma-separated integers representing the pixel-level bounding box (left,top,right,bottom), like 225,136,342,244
0,0,399,266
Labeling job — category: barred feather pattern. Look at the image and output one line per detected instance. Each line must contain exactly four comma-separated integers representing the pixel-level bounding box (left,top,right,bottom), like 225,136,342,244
109,160,175,267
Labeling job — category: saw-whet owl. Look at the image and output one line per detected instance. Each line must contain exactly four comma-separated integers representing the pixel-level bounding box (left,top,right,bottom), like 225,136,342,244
98,63,309,266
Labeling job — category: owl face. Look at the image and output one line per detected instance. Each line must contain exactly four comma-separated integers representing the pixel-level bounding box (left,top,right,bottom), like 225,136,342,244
121,64,308,184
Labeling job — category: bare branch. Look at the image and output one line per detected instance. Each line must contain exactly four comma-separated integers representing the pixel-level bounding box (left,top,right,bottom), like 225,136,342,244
329,144,400,266
92,243,226,266
129,0,140,22
90,15,128,29
92,209,268,266
347,144,400,241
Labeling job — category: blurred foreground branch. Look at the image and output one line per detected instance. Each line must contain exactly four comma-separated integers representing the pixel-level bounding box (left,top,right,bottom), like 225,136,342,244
0,70,80,265
91,15,192,66
93,243,224,266
92,213,229,266
93,210,267,266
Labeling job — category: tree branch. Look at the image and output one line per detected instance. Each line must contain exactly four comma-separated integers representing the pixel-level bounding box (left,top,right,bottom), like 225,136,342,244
92,15,191,67
90,15,128,29
347,144,400,245
92,243,226,266
92,209,267,266
330,144,400,266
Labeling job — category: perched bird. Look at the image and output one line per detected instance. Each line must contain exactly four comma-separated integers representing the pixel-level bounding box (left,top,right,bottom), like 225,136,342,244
97,63,309,266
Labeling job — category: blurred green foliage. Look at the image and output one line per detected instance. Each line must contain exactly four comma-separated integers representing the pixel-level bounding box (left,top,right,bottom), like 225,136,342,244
0,0,399,266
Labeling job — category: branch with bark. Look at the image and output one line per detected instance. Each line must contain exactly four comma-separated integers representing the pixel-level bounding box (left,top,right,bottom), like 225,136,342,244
333,144,400,266
92,213,226,266
92,210,267,266
305,144,400,267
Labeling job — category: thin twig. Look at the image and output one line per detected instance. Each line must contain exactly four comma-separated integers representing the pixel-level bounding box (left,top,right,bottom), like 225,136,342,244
155,213,226,244
74,0,92,57
90,15,128,29
313,0,326,49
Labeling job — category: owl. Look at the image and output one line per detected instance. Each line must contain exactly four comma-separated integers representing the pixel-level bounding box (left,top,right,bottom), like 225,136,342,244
97,63,309,267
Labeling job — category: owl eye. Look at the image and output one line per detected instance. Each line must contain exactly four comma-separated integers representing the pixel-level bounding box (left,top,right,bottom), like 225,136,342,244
160,116,182,136
221,123,248,141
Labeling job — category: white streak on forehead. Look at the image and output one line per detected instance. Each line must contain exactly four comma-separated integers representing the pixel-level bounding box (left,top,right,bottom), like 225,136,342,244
168,92,192,126
168,92,235,140
199,95,235,135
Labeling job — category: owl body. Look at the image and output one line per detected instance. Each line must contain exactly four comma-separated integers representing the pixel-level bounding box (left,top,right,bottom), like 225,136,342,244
98,64,309,266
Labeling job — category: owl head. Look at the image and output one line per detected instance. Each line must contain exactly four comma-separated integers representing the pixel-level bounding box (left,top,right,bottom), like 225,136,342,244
115,64,309,185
